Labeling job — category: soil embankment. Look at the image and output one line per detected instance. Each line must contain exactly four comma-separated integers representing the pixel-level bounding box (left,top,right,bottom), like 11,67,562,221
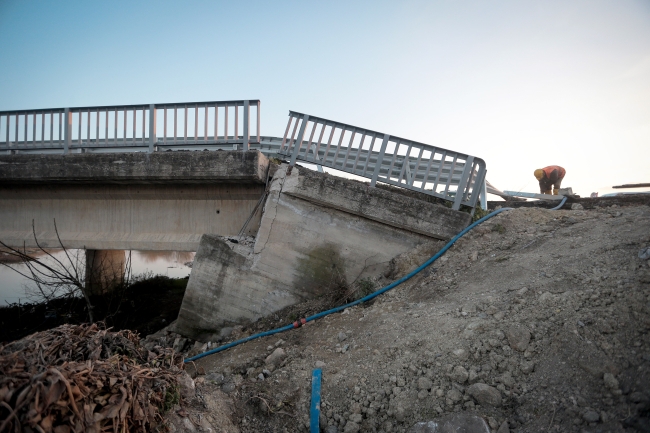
165,204,650,432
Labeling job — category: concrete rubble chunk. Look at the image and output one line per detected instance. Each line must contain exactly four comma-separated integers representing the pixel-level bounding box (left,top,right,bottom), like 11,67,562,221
505,325,531,352
174,165,471,340
265,348,286,366
450,366,469,384
603,373,619,390
177,371,196,400
467,383,503,407
417,377,433,390
408,413,490,433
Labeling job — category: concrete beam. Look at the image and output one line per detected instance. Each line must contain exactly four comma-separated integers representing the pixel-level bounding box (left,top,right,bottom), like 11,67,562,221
281,168,471,241
0,150,269,185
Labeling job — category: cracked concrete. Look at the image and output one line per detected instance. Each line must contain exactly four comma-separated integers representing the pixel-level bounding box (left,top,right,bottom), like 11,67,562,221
175,164,471,340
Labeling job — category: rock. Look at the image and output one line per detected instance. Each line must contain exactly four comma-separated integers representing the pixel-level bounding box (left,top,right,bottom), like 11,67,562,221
219,327,233,338
640,246,650,260
450,366,469,384
338,332,348,342
181,416,197,431
257,373,265,381
221,382,236,393
517,287,528,296
582,410,599,423
395,406,406,422
520,360,535,374
205,372,224,384
467,383,502,407
493,311,505,320
505,325,530,352
497,420,510,433
315,360,326,368
349,413,363,423
325,426,338,433
462,305,477,314
539,292,554,302
447,388,463,403
418,377,433,390
468,369,479,383
343,421,360,433
265,348,286,366
177,371,195,399
499,371,515,388
409,413,490,432
571,203,584,210
603,373,619,390
452,348,469,360
629,392,649,403
172,337,188,352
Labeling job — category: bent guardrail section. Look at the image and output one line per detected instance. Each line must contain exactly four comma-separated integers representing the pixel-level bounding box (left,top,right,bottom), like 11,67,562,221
278,111,486,210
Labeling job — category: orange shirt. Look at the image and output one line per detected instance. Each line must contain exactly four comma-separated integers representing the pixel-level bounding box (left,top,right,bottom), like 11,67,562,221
542,166,566,182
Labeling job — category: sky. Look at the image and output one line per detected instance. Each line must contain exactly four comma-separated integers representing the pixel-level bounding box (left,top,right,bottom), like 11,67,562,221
0,0,648,198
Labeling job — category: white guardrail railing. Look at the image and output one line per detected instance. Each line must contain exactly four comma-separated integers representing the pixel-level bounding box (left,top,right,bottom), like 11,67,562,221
0,100,261,153
279,111,486,211
0,102,487,211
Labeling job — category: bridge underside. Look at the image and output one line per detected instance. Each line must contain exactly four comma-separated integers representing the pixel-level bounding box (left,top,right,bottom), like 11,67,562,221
0,151,268,251
0,183,264,251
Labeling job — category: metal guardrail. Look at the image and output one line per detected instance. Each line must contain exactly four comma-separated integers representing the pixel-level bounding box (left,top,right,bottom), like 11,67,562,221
279,111,486,210
0,101,487,210
0,100,261,154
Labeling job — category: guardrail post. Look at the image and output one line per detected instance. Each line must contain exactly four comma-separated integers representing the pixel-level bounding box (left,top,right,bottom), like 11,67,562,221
452,156,474,210
480,178,488,210
289,114,309,166
148,104,156,153
256,100,261,144
370,134,390,187
63,108,71,155
243,100,250,150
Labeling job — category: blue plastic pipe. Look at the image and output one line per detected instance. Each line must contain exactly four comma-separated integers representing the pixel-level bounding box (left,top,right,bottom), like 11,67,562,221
310,369,322,433
550,196,568,210
184,206,516,363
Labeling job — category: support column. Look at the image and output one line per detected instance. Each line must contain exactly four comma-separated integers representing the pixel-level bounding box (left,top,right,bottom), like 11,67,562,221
85,249,126,295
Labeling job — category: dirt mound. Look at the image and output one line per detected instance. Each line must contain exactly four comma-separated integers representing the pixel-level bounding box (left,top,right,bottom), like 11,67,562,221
0,324,185,433
166,205,649,432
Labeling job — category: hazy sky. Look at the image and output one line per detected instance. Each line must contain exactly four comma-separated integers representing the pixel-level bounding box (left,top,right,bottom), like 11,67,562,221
1,0,648,197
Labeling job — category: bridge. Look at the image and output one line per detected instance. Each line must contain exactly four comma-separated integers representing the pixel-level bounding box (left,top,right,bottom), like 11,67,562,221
0,99,487,212
0,98,488,330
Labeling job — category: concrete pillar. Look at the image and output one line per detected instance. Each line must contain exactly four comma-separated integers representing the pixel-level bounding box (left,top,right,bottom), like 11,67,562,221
85,249,126,295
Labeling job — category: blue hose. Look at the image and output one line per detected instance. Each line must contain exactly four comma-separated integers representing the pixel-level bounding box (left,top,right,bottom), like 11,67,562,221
550,196,568,210
310,369,322,433
184,206,513,363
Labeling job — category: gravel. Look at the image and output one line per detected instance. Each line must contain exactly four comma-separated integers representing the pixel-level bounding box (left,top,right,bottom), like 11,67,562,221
164,205,650,432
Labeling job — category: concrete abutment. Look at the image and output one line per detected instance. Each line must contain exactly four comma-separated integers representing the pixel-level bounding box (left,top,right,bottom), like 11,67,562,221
175,164,471,341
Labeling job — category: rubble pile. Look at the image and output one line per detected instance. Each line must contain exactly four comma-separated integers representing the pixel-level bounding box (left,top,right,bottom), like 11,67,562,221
0,324,185,433
177,205,650,432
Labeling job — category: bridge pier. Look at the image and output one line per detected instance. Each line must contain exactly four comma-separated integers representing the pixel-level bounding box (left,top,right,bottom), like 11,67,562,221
84,249,126,296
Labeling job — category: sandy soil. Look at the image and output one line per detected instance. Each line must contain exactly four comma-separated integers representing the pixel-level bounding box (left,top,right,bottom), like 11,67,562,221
162,204,650,433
